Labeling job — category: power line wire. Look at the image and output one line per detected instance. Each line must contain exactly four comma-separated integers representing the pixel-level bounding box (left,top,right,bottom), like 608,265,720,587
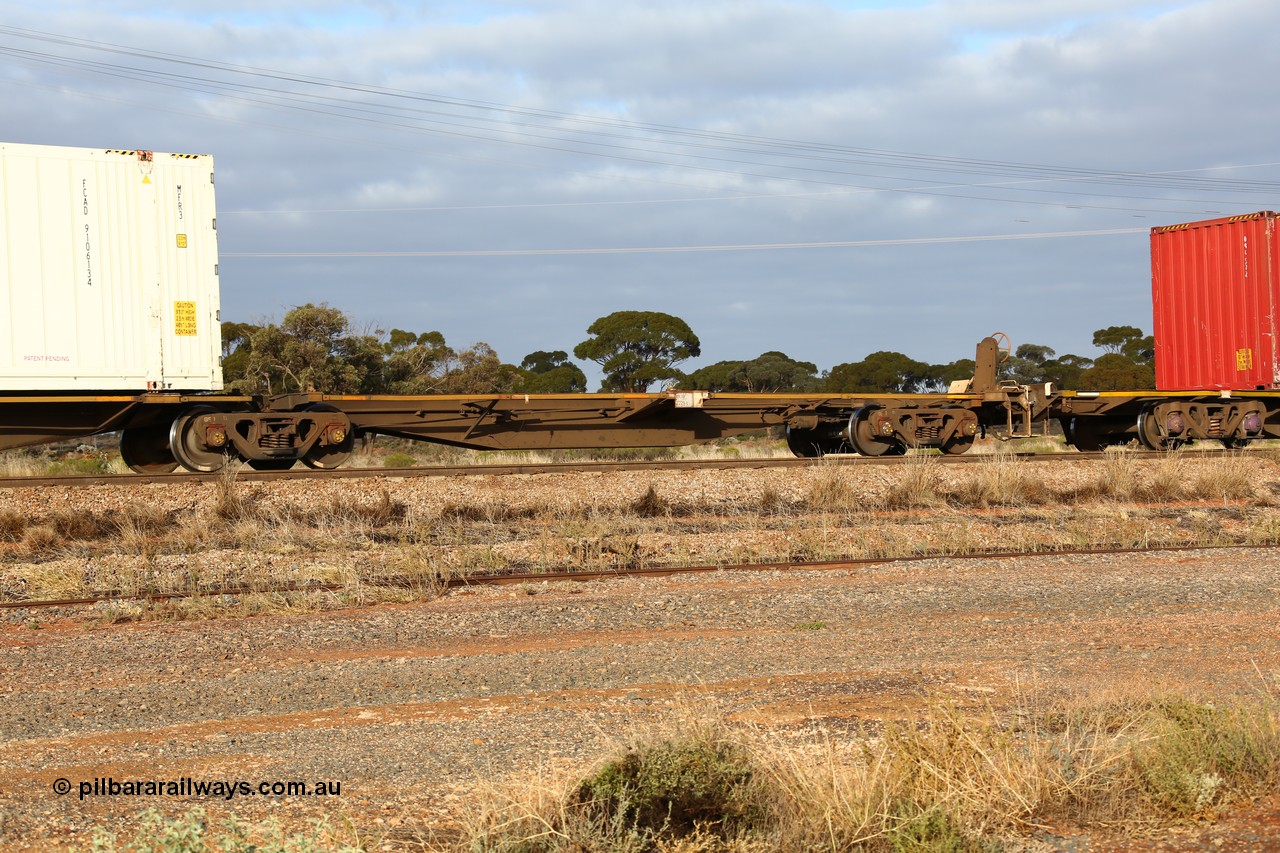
220,226,1149,258
3,24,1279,203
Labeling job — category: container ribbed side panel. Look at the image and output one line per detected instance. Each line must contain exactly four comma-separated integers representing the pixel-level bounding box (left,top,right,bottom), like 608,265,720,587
0,142,221,392
1152,212,1279,390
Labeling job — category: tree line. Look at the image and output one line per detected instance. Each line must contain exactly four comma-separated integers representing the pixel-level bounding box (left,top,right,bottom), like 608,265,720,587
220,304,1155,396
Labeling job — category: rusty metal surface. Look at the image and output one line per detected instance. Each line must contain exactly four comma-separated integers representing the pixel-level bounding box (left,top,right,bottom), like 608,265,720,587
0,393,254,453
267,388,1018,452
4,381,1280,470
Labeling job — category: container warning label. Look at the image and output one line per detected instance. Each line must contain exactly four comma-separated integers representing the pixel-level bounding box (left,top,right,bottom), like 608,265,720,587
174,301,198,337
1237,348,1254,371
176,234,188,248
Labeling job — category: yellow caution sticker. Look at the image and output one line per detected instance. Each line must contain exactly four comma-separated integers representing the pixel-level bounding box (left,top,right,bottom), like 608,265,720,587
1237,348,1254,371
176,234,187,248
174,301,198,337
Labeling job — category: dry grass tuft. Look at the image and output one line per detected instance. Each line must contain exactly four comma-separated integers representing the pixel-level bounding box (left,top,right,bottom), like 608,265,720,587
21,525,59,553
1142,452,1188,502
1080,451,1262,505
439,502,543,524
883,454,944,510
757,486,785,515
632,484,670,518
1093,449,1142,502
48,511,117,540
949,454,1050,508
1185,453,1258,503
0,509,27,542
325,489,407,528
449,687,1280,852
212,470,258,523
438,502,498,523
805,462,859,513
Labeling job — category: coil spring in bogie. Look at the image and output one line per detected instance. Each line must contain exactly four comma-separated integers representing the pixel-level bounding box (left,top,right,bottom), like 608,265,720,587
258,432,294,450
915,425,941,444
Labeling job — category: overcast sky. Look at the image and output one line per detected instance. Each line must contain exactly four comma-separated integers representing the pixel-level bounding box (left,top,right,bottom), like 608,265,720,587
4,1,1279,387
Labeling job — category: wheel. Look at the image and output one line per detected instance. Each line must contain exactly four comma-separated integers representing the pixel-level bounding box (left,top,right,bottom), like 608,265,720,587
248,458,296,471
119,424,180,474
1221,437,1251,450
169,405,230,472
1069,417,1129,452
786,426,824,458
940,434,974,455
1137,408,1179,451
300,404,354,470
848,408,904,457
1069,417,1106,451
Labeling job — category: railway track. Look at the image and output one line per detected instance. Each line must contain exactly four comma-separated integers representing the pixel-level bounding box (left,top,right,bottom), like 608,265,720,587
0,447,1247,489
3,541,1270,611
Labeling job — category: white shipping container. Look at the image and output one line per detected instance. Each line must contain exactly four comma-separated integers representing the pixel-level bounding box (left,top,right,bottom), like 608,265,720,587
0,142,222,391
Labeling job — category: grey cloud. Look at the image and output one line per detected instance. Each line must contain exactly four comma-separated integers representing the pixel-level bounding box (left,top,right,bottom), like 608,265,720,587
3,1,1278,388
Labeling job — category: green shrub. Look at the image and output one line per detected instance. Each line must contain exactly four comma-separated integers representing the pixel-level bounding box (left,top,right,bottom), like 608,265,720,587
47,453,116,476
886,804,994,853
1134,698,1280,818
382,452,417,468
571,737,760,838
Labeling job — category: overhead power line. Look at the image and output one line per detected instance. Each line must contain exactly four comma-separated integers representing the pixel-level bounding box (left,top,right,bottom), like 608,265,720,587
220,227,1150,258
2,23,1279,216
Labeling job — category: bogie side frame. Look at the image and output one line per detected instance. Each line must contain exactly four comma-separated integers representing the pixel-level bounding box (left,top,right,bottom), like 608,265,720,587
1,338,1276,472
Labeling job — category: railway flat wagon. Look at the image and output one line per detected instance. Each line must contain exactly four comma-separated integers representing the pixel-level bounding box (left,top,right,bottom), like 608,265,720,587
0,142,1043,473
4,140,1280,472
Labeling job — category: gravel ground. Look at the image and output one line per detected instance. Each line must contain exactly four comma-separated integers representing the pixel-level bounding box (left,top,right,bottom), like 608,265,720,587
1,464,1279,850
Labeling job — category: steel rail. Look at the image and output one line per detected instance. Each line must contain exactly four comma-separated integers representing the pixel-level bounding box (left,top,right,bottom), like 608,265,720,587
0,447,1250,489
2,541,1270,611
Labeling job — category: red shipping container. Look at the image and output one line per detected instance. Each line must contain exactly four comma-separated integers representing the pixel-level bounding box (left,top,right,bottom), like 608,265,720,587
1151,211,1280,391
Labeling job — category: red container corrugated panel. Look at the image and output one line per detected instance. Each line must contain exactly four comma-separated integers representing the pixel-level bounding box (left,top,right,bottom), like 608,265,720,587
1151,211,1280,391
